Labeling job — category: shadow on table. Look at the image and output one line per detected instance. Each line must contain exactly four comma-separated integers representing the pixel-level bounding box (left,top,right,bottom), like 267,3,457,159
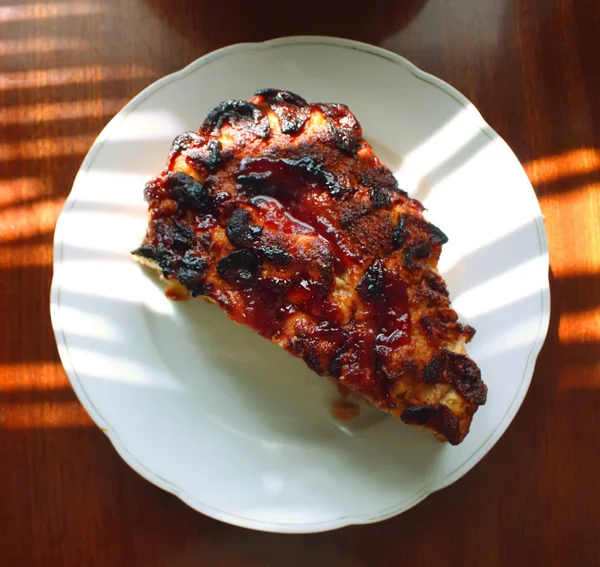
146,0,429,46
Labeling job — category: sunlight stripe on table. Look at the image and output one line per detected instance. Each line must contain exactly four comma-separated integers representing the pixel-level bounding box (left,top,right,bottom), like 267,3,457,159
559,307,600,344
0,135,96,162
1,401,92,429
524,147,600,185
0,197,65,242
0,243,52,268
0,177,47,205
0,36,88,56
0,362,69,391
0,64,154,90
538,183,600,277
0,98,128,125
0,3,101,23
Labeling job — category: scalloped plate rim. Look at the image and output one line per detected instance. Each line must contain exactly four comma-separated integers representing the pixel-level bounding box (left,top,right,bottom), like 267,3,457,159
50,35,551,533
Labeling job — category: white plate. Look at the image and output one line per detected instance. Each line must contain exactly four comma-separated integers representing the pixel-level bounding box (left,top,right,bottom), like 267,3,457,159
51,36,550,533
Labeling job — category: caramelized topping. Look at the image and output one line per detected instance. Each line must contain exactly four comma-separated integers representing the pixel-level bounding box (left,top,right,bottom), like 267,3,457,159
178,251,209,294
217,250,262,287
401,404,461,445
424,349,487,404
256,88,310,134
200,100,270,139
393,213,448,250
226,208,263,249
171,131,202,153
164,171,211,212
187,139,223,173
315,103,362,155
360,165,401,208
132,89,484,443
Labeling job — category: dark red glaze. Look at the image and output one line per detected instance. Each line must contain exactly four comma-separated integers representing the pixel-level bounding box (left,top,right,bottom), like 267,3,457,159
136,157,412,406
237,157,362,269
237,289,297,339
232,157,411,404
376,273,411,350
250,196,314,236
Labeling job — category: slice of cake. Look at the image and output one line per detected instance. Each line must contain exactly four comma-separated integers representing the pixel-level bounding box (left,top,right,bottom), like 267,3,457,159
133,89,486,444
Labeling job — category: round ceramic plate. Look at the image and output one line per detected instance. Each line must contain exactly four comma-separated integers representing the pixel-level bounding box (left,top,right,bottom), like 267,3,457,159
51,36,550,533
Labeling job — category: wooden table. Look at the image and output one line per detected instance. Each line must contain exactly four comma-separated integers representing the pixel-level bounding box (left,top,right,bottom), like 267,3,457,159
2,1,599,565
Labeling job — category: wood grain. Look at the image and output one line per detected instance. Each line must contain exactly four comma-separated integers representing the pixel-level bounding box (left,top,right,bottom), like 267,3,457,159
1,0,599,565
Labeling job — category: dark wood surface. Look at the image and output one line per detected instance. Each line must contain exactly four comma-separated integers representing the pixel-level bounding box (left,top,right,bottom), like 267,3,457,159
1,1,599,565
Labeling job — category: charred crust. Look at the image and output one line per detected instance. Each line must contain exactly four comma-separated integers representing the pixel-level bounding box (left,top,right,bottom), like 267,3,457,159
419,315,434,341
369,187,391,209
171,131,202,153
329,345,345,379
316,103,362,155
132,242,174,278
328,325,372,384
256,88,308,107
187,139,223,173
256,88,310,135
392,215,408,249
423,350,487,405
428,224,448,246
464,325,476,341
178,250,208,287
298,158,349,197
438,308,458,323
190,283,211,298
304,354,324,375
132,243,158,262
291,321,343,377
171,219,194,252
356,260,385,301
225,209,292,265
133,219,200,279
276,109,310,135
404,242,431,268
419,312,472,345
200,100,270,139
425,273,450,298
260,246,292,266
225,209,262,249
361,166,400,191
361,166,403,208
216,249,262,287
401,404,462,445
164,171,210,211
412,278,450,309
393,214,448,252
